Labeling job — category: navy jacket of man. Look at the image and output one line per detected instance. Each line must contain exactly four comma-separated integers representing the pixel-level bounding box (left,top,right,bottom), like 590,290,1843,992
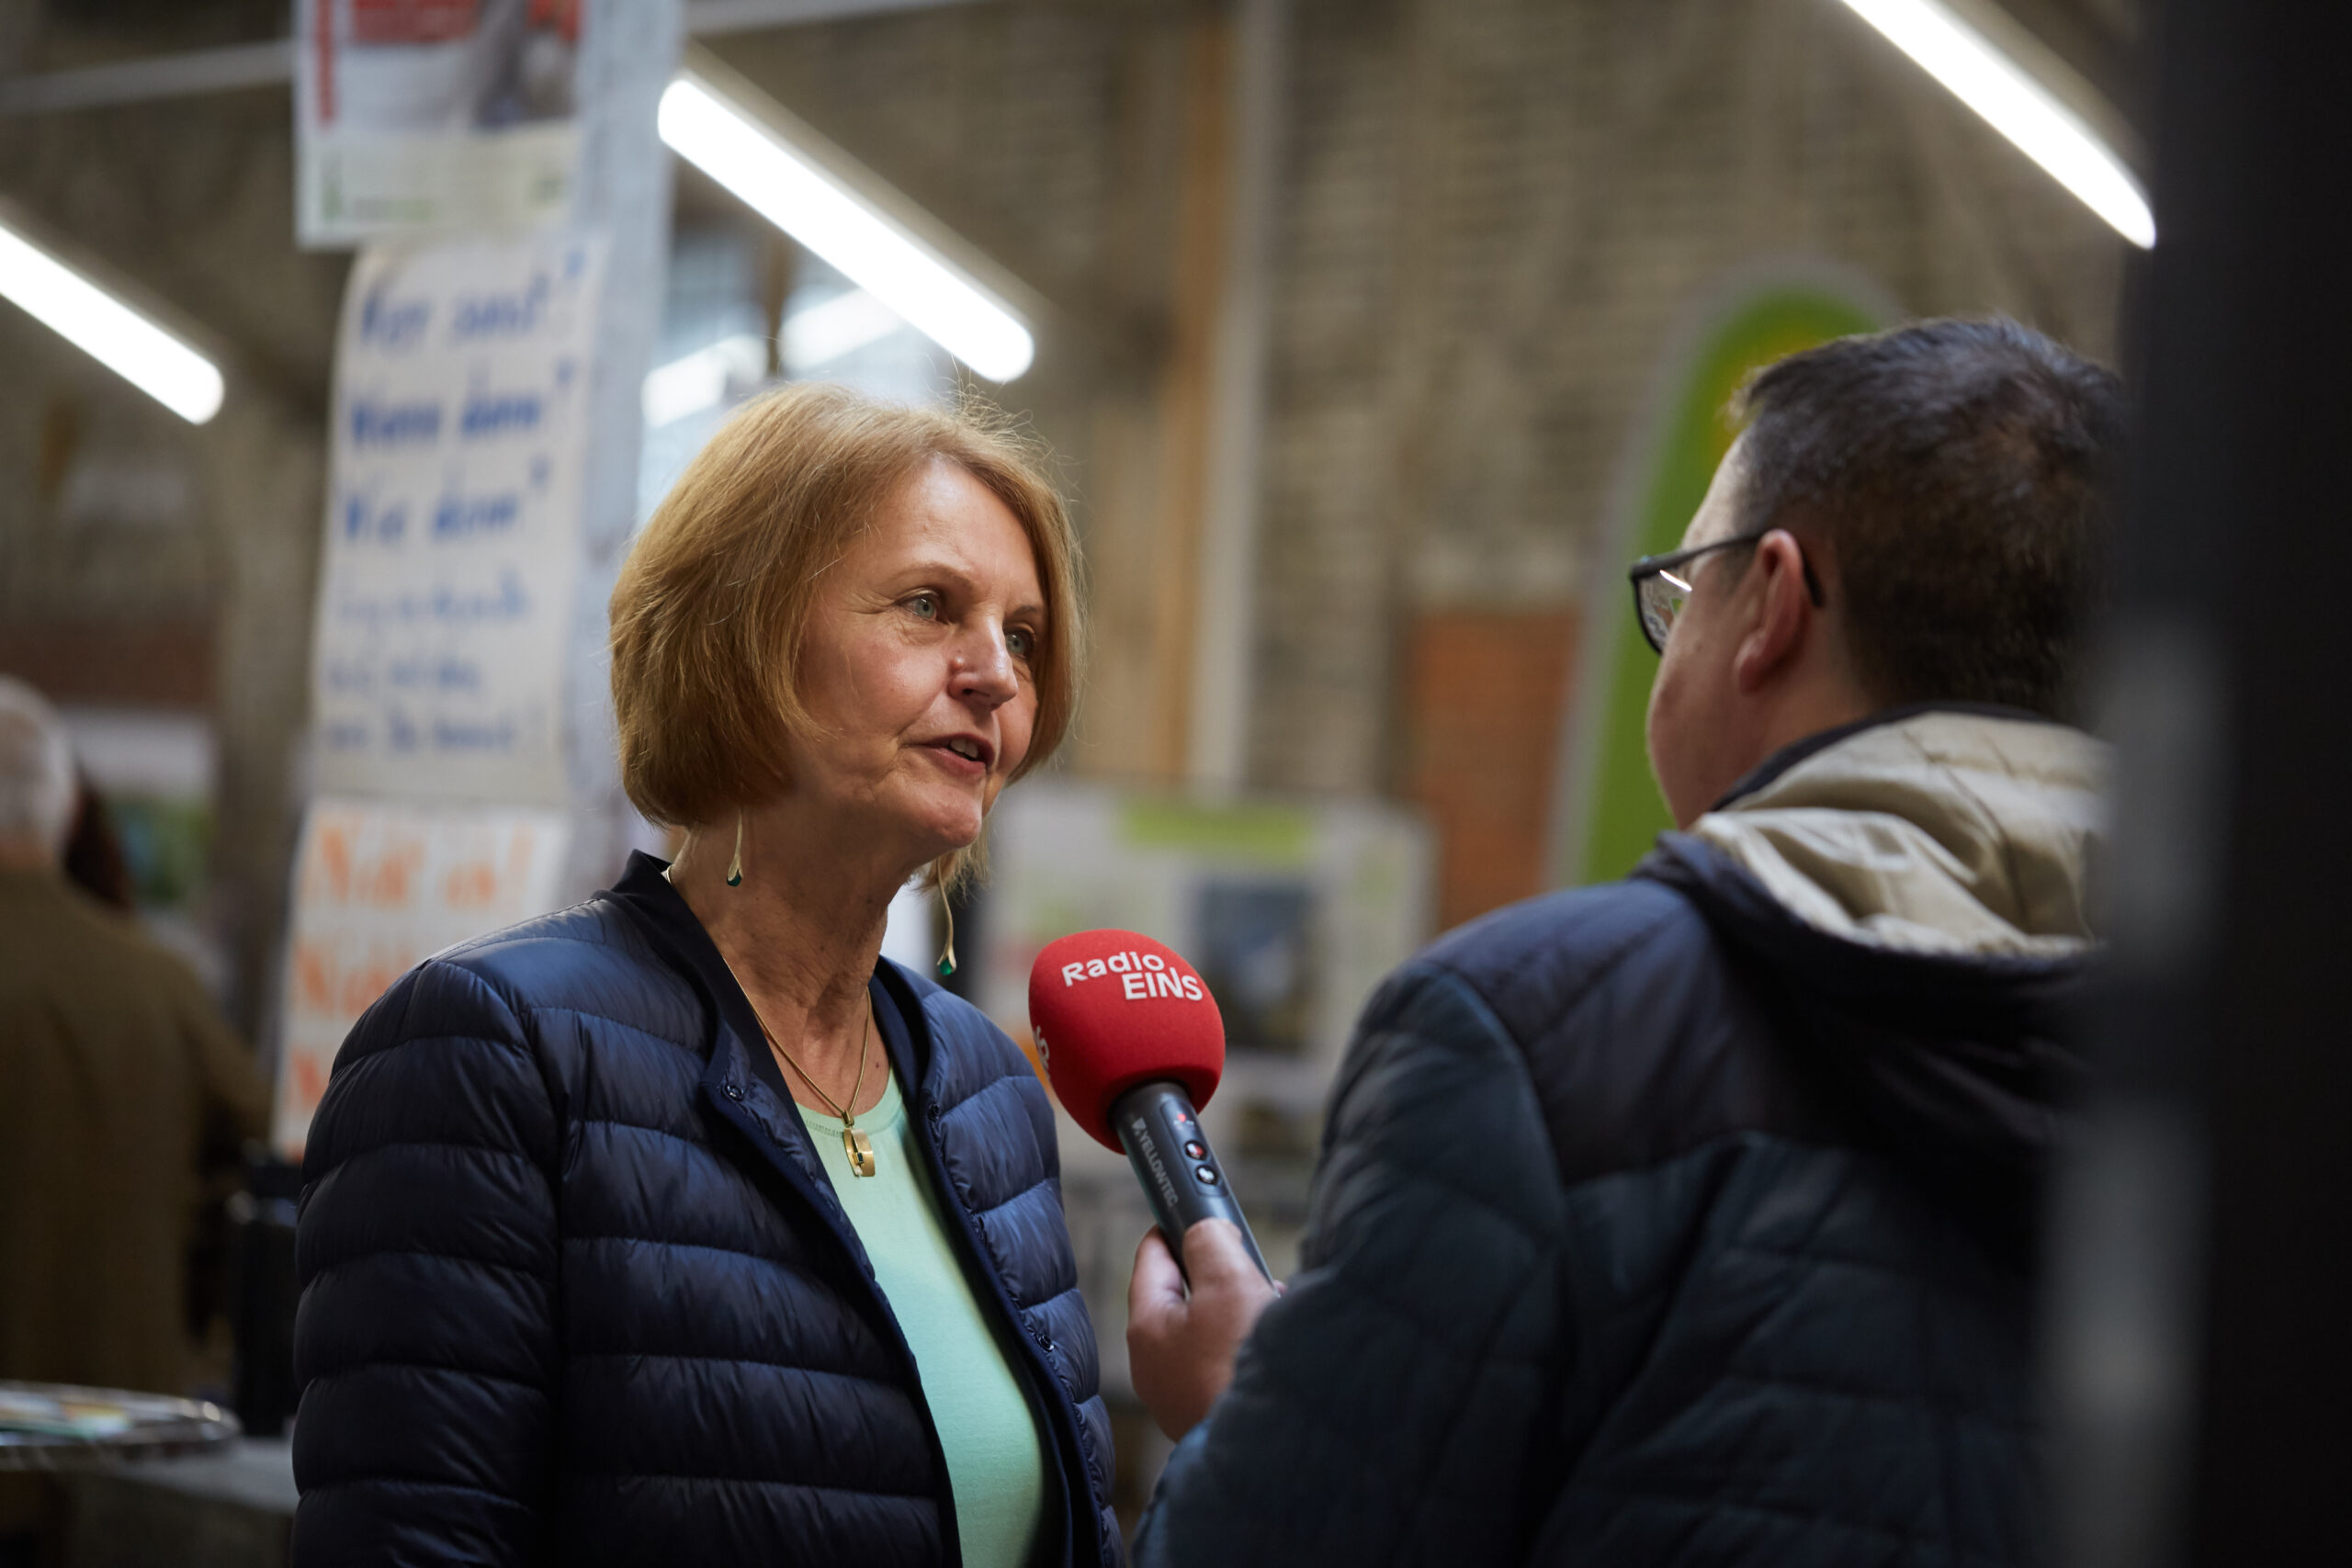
291,853,1122,1567
1136,706,2104,1566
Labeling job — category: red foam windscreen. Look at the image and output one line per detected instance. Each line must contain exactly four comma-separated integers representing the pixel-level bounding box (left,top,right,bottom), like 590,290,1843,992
1028,930,1225,1152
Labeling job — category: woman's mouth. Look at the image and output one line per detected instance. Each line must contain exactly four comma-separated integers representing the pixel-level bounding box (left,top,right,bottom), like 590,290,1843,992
921,736,993,776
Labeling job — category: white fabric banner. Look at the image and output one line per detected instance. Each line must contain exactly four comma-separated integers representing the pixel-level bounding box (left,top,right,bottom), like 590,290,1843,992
272,796,571,1156
311,232,604,807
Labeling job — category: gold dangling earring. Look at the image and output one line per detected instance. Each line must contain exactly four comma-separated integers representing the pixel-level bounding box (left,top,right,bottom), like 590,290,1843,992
935,885,957,978
726,812,744,888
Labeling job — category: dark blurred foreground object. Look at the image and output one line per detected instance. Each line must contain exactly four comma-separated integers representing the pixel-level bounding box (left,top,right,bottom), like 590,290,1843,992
226,1156,301,1441
62,776,135,912
2042,5,2352,1566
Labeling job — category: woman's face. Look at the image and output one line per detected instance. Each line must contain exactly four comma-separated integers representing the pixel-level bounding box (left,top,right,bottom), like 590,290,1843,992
786,458,1046,871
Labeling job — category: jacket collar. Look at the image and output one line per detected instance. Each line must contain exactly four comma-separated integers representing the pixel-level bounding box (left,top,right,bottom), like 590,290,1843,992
1688,704,2108,957
602,852,878,1256
1710,700,2067,813
605,852,941,1085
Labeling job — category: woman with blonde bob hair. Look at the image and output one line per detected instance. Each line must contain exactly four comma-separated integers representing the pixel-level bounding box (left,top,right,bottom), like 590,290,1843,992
291,384,1122,1568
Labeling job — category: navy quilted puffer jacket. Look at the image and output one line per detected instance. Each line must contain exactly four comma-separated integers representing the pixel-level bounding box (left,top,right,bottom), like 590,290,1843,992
1136,707,2103,1566
292,853,1121,1568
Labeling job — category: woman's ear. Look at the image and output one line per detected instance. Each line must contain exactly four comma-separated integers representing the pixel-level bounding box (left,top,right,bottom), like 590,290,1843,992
1732,531,1817,694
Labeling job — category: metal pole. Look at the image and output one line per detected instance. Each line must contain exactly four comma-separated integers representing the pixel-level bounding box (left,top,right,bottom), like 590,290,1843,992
1185,0,1288,791
559,0,686,898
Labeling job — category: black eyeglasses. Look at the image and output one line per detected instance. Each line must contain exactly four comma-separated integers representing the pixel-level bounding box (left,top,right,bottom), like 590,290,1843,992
1627,534,1823,654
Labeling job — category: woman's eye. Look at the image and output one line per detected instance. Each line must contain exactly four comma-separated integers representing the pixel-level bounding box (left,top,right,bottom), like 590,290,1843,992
1007,626,1035,660
907,593,939,620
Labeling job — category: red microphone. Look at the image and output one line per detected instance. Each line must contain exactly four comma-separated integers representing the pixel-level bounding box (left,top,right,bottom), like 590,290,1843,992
1029,930,1271,1280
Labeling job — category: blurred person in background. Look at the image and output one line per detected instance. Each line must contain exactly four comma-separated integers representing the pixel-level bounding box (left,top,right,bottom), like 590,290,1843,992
0,678,268,1557
62,774,136,912
52,773,246,1374
291,386,1122,1568
1126,320,2120,1565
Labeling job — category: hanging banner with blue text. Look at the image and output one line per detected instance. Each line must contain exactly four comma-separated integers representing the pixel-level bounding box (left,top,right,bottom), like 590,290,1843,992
311,232,605,807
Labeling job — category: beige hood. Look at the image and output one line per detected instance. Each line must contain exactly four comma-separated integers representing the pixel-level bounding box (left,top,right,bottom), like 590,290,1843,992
1687,708,2109,959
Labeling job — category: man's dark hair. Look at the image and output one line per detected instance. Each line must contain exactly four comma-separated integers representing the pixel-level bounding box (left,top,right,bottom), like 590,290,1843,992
1732,317,2125,721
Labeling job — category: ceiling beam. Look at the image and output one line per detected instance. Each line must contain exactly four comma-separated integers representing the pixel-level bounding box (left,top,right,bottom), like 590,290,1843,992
0,0,982,116
0,39,291,115
684,0,977,39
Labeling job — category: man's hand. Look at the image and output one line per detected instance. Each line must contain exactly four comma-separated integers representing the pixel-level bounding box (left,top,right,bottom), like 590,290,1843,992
1126,1219,1282,1441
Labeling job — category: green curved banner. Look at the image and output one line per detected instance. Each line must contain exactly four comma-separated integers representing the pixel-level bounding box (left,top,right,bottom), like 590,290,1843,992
1556,276,1892,888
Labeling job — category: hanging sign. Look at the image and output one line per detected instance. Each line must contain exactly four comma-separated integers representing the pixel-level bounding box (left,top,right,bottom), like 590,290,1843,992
271,796,571,1156
311,231,604,807
296,0,586,247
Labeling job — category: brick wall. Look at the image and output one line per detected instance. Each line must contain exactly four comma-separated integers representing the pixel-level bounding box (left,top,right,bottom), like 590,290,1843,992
681,0,2131,921
1245,0,2128,836
0,0,2136,987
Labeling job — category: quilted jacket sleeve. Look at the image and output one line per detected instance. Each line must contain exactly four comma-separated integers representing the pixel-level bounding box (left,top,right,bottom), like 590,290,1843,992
1131,963,1568,1567
290,958,562,1567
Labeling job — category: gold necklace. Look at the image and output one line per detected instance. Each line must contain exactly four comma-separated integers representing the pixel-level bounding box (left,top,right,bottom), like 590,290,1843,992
726,963,879,1179
764,1010,877,1179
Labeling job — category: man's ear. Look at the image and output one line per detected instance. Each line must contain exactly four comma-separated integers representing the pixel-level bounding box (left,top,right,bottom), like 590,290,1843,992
1731,530,1816,694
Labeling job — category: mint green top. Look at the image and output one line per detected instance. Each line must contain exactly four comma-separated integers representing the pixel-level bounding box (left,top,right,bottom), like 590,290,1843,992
797,1071,1046,1568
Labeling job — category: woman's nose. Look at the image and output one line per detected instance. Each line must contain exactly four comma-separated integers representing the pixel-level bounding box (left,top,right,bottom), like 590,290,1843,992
952,622,1019,707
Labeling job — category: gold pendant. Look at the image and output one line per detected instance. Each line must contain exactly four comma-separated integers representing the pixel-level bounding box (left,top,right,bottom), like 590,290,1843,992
842,1126,876,1178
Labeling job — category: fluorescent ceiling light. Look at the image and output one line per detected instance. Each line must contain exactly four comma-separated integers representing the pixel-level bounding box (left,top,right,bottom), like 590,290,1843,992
1836,0,2154,248
642,333,769,428
783,288,904,371
0,219,224,423
658,73,1035,382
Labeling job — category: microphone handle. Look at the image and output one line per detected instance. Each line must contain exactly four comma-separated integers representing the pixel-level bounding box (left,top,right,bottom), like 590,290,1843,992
1110,1081,1272,1283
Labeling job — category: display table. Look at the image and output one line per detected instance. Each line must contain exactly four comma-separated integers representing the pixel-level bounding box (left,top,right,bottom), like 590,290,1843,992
0,1383,239,1472
55,1438,296,1568
2,1383,292,1568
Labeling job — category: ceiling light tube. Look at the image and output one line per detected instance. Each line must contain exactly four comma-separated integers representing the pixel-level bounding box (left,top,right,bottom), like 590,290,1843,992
1836,0,2155,248
658,72,1035,382
0,219,224,423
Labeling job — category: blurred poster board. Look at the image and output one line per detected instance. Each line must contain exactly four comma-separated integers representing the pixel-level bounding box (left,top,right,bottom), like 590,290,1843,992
298,0,585,247
311,232,604,807
1547,265,1894,887
975,781,1432,1116
56,706,226,994
272,797,570,1156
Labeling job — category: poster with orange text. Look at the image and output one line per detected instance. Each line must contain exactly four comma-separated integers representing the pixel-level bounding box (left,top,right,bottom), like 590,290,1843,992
272,796,570,1156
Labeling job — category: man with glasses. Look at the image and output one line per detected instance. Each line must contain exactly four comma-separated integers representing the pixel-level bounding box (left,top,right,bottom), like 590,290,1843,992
1125,318,2121,1564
